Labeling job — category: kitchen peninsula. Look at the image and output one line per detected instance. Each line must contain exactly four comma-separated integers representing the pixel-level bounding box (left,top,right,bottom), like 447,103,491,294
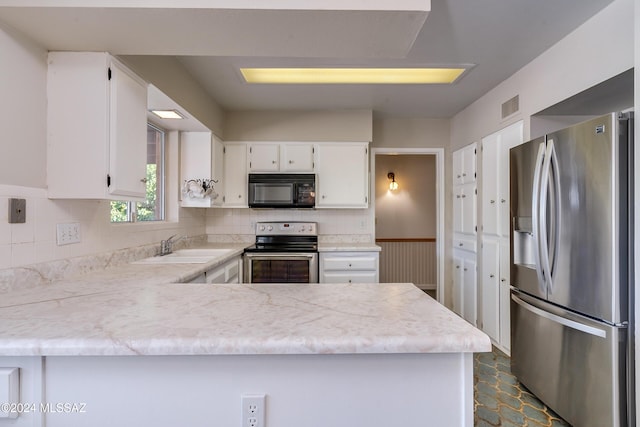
0,250,490,427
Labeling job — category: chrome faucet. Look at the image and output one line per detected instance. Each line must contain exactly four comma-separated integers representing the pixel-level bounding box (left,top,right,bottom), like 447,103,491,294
159,234,183,256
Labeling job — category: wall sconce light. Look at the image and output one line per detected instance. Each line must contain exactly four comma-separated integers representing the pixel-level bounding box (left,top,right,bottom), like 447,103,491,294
387,172,399,191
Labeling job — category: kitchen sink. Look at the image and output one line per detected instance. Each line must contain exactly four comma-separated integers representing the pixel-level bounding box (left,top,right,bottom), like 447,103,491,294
132,248,234,264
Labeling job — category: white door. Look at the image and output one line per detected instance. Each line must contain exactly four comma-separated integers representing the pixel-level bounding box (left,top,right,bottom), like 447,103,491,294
462,258,477,326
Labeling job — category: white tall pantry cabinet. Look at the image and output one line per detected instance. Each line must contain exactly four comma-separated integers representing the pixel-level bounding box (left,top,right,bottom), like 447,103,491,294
47,52,148,200
452,143,477,325
479,121,523,353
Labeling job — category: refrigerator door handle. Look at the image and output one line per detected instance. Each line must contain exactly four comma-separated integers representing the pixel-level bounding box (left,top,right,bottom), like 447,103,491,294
531,142,547,294
512,293,607,338
539,139,560,292
547,139,561,292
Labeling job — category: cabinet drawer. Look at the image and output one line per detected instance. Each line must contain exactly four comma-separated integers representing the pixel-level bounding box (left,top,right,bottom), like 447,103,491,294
454,237,477,253
322,256,377,271
322,271,378,284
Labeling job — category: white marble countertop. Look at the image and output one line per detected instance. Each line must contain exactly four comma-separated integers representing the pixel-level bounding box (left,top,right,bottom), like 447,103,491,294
317,242,381,252
0,242,490,357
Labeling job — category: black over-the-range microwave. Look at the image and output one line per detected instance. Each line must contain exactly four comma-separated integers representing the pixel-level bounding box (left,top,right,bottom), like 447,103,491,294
248,173,316,208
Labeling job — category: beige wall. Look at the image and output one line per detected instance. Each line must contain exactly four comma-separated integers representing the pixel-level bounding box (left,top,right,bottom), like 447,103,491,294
375,155,436,239
450,0,634,150
122,55,226,137
0,25,207,272
0,22,47,188
224,110,373,142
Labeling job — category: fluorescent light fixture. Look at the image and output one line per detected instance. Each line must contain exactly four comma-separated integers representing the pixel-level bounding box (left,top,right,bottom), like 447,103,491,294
150,109,184,119
240,67,466,84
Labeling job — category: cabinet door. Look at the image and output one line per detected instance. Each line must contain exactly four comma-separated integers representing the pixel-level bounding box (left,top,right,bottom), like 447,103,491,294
248,144,279,171
180,132,212,180
462,258,477,326
453,149,464,186
211,136,225,206
481,133,501,236
223,144,248,207
481,238,500,342
499,238,511,351
315,143,368,208
107,60,148,199
453,187,463,233
281,143,314,172
452,253,464,316
461,183,476,234
462,143,477,183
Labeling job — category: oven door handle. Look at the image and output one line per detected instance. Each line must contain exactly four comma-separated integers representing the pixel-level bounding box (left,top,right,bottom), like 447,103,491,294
243,253,317,260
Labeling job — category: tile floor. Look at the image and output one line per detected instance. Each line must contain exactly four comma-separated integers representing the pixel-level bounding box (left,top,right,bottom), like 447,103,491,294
474,347,571,427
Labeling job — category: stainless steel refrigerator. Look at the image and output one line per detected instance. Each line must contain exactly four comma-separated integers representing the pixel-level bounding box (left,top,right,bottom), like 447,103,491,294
510,112,634,427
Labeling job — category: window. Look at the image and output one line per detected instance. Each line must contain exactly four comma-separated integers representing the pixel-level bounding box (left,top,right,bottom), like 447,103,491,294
110,124,165,222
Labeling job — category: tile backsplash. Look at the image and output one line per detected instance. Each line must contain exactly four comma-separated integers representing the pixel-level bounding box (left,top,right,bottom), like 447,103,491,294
205,207,373,241
0,184,205,270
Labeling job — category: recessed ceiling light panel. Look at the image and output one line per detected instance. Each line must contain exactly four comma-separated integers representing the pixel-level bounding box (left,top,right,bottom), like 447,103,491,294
240,67,467,84
150,109,185,119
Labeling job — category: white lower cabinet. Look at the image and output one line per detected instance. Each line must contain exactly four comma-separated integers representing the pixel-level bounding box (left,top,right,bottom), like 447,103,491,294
452,247,477,326
478,236,511,353
190,257,241,284
480,238,500,342
320,252,379,283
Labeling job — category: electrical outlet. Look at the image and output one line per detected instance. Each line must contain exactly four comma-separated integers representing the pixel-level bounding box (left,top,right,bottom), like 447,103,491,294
56,222,81,245
241,394,265,427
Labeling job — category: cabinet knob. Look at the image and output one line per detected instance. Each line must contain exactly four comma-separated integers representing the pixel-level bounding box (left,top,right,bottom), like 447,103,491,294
458,242,463,246
490,274,495,278
272,160,277,164
457,174,461,178
322,195,326,199
348,263,352,267
501,278,506,282
463,268,468,271
456,265,460,269
140,178,148,183
490,199,495,204
461,195,466,198
501,199,506,203
238,194,242,198
462,173,467,177
348,279,352,283
289,160,294,164
456,195,461,199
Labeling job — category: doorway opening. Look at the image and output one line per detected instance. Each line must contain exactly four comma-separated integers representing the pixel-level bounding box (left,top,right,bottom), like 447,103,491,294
371,148,444,303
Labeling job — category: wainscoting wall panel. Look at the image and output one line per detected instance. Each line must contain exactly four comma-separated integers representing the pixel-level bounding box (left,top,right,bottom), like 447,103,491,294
376,239,437,289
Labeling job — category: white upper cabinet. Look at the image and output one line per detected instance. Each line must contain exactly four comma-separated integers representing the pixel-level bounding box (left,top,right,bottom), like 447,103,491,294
453,143,477,185
281,143,314,172
47,52,148,200
481,121,523,237
180,132,224,207
315,142,369,208
248,142,315,172
222,143,248,207
248,143,280,172
452,142,477,235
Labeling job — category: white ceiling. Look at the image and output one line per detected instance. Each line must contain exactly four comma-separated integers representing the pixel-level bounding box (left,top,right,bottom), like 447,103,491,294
0,0,615,119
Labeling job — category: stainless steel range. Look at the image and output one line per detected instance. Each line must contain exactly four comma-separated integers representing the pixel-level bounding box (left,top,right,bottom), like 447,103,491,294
243,221,318,283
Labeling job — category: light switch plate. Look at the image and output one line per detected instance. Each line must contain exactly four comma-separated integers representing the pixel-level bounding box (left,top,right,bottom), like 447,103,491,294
8,198,26,224
0,367,19,419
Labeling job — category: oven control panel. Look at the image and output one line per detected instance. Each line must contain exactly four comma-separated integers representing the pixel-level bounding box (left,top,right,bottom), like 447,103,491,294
255,221,317,236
